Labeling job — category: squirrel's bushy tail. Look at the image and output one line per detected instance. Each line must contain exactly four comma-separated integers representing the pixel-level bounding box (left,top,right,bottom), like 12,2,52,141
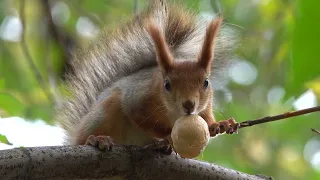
55,0,238,144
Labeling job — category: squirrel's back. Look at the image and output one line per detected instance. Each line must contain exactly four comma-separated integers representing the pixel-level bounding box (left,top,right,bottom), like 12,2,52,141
55,0,237,144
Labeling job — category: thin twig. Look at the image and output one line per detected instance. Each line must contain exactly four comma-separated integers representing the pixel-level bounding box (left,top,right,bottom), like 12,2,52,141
134,0,139,15
311,128,320,135
41,0,76,77
238,106,320,128
212,106,320,137
44,17,61,102
19,0,53,102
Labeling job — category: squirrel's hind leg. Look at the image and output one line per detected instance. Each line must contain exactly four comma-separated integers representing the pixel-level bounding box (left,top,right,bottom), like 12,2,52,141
75,89,125,149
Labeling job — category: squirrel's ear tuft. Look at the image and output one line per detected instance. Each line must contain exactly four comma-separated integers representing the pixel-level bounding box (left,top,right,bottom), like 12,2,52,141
198,17,222,72
147,22,173,73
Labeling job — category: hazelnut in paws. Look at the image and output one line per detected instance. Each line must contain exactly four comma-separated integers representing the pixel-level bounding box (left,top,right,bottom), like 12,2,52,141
171,115,210,159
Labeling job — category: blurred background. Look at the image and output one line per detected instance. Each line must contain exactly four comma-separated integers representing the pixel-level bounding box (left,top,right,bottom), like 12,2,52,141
0,0,319,179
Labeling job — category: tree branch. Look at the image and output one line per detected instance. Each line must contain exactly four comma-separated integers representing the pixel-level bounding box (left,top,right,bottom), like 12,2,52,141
42,1,62,102
214,106,320,136
311,128,320,135
238,106,320,128
19,0,53,102
0,145,271,180
134,0,139,15
41,0,77,77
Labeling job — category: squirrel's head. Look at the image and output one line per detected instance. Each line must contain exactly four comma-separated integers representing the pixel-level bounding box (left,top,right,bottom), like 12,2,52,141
147,17,222,116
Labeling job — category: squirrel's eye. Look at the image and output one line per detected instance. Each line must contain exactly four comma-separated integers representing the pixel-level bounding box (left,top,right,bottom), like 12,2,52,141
203,79,209,89
164,79,171,91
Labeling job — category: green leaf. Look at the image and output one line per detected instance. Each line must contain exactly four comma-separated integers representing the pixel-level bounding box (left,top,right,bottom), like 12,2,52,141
0,79,5,89
306,78,320,98
0,134,12,145
0,93,25,116
0,44,34,93
288,0,320,97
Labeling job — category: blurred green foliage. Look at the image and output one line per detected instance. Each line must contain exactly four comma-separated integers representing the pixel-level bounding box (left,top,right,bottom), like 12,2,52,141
0,0,319,179
291,0,320,97
0,134,11,145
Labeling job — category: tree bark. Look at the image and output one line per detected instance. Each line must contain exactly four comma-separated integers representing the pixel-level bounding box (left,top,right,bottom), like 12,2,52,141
0,145,272,180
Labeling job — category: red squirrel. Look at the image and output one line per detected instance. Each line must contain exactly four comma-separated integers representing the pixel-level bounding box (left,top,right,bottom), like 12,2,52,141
55,0,238,151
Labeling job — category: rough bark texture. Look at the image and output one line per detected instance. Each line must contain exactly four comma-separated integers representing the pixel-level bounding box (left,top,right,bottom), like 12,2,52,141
0,145,272,180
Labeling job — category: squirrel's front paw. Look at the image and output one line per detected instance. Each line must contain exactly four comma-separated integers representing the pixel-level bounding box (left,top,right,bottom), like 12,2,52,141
209,118,239,137
85,135,114,151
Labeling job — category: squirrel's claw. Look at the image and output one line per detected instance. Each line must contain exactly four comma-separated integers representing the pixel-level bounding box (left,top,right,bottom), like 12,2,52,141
209,123,221,137
209,118,239,137
85,135,114,151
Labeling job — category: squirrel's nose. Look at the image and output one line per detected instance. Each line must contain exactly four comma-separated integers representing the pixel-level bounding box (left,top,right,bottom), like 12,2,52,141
182,100,195,114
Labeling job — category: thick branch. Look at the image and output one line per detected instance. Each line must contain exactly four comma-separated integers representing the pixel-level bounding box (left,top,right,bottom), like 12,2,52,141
0,145,270,180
